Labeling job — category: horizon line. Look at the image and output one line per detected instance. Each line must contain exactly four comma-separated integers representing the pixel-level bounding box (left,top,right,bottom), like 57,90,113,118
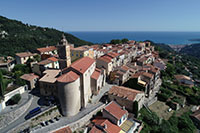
67,31,200,32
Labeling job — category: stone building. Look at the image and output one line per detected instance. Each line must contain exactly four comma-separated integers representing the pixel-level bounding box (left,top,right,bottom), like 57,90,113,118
0,56,15,71
96,55,113,76
39,69,61,97
15,52,37,64
108,86,145,112
32,57,59,76
20,73,39,90
57,57,105,116
57,34,71,69
102,101,128,126
91,68,106,95
57,71,81,116
36,46,57,55
70,45,94,62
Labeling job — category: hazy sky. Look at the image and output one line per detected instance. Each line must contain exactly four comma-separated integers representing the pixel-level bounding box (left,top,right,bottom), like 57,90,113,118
1,0,200,31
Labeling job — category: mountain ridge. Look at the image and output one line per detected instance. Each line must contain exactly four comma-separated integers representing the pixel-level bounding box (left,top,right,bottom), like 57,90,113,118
0,16,92,56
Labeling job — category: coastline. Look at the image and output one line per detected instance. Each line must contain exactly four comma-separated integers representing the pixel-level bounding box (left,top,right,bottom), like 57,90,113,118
69,31,200,45
168,44,187,52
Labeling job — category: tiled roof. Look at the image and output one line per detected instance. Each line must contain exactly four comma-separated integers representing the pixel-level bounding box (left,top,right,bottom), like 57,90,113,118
127,40,136,44
57,71,79,83
16,52,36,58
132,72,144,78
91,68,101,80
38,57,58,65
53,126,72,133
38,59,52,65
39,70,61,83
71,57,95,74
121,65,130,71
108,86,143,101
142,72,154,79
98,55,112,63
37,46,57,53
104,101,128,120
71,45,90,51
90,118,121,133
174,75,191,80
106,52,120,58
138,57,147,62
48,57,58,62
20,73,39,81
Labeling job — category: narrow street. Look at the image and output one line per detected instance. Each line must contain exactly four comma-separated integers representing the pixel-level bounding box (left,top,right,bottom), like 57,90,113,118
0,93,47,133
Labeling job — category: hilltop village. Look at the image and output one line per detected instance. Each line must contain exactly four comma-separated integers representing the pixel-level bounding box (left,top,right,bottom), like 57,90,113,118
0,35,199,133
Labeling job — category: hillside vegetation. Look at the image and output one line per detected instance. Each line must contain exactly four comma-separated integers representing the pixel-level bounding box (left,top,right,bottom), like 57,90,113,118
180,43,200,58
0,16,92,56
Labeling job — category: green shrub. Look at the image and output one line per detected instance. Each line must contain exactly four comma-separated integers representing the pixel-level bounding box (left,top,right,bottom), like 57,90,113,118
157,93,169,102
10,93,21,104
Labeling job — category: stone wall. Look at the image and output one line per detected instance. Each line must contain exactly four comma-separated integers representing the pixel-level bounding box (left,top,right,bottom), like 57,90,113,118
51,104,105,132
0,95,33,129
8,105,58,133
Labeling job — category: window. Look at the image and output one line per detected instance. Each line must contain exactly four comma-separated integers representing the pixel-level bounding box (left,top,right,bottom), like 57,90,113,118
119,119,122,125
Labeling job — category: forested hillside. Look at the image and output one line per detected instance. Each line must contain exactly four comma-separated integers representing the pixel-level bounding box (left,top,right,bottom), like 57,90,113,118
180,43,200,58
0,16,92,56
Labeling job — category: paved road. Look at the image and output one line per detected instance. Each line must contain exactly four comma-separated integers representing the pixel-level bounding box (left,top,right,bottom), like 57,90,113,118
32,102,104,133
91,83,113,103
0,94,41,133
0,92,30,115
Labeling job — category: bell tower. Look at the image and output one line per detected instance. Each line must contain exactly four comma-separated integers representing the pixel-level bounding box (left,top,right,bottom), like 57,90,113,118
57,34,71,69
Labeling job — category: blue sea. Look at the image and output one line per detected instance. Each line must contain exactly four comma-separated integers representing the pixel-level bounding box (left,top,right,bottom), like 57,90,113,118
69,31,200,45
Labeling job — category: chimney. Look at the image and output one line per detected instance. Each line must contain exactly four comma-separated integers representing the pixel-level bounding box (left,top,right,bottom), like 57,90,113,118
122,106,125,110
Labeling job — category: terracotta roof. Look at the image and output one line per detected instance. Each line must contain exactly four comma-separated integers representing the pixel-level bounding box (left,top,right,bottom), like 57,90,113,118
91,68,101,80
48,57,58,62
16,52,36,58
142,72,154,79
38,59,52,65
132,72,144,78
20,73,39,81
71,45,90,51
38,57,58,65
108,86,143,101
104,101,128,120
37,46,57,53
121,65,130,71
138,57,147,62
71,57,95,74
39,70,61,83
127,40,136,44
57,71,79,83
90,118,121,133
98,55,112,63
174,75,191,80
53,126,72,133
106,52,120,58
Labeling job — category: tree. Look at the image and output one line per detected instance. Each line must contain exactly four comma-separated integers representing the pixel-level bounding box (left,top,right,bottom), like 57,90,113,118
110,39,121,44
6,93,21,105
0,71,5,96
121,38,129,44
178,113,196,133
133,101,139,118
